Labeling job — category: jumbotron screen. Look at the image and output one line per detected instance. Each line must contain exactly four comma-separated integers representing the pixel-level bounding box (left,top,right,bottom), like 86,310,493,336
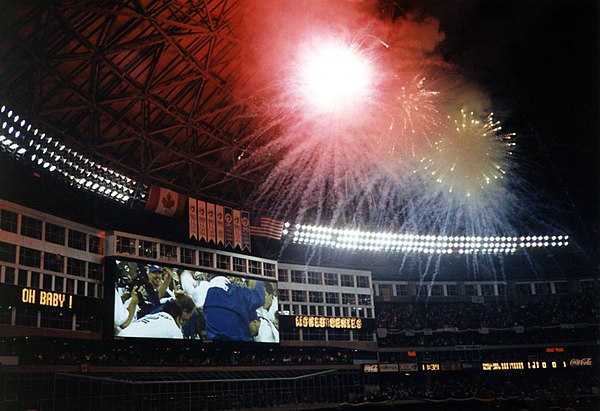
110,258,280,343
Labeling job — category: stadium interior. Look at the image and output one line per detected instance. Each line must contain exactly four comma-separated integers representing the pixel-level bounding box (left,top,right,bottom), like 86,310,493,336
0,1,598,410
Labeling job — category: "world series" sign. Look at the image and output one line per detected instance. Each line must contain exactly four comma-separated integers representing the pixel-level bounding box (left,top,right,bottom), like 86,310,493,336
294,315,363,329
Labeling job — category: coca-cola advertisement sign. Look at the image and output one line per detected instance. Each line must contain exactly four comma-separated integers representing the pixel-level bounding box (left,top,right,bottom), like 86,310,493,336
569,358,592,367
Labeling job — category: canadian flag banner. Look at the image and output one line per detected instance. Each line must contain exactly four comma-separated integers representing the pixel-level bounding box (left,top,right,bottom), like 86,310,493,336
145,185,187,217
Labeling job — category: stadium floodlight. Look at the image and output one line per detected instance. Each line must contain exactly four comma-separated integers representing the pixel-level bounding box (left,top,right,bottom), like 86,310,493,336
0,104,142,204
286,222,570,255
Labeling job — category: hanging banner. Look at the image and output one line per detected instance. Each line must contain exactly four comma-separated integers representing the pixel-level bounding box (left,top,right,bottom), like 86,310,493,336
145,185,187,217
241,211,251,251
198,200,207,242
233,209,242,249
188,198,198,240
206,202,216,244
224,207,234,248
216,205,225,246
250,216,285,240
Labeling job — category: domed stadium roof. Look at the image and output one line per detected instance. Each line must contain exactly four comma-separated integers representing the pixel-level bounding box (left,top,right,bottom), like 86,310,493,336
0,0,257,208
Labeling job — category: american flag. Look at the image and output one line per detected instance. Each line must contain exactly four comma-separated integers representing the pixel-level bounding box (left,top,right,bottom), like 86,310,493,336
250,217,285,240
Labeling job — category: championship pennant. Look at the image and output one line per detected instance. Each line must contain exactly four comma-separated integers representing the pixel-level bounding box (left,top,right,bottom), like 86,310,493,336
188,198,198,240
224,207,234,248
198,200,207,242
206,202,216,244
188,197,250,251
216,204,225,246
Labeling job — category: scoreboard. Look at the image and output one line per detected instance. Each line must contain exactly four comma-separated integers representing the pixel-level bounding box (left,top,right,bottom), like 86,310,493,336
482,358,593,371
364,358,594,373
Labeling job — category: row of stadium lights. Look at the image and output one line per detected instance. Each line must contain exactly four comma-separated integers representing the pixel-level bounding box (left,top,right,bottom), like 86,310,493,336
0,103,575,255
285,223,570,254
0,105,140,203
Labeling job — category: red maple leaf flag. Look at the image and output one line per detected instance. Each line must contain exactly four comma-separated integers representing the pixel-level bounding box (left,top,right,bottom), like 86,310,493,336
144,185,187,217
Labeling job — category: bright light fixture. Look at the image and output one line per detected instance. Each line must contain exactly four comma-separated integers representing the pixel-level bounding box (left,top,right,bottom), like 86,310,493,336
287,223,570,255
0,104,141,204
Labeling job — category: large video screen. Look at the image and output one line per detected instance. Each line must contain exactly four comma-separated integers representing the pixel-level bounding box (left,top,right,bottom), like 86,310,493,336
110,258,279,343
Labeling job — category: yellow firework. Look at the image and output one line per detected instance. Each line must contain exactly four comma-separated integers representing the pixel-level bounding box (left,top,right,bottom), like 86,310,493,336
420,109,516,199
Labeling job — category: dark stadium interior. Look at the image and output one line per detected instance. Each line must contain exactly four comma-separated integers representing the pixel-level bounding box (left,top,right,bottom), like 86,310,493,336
0,1,598,410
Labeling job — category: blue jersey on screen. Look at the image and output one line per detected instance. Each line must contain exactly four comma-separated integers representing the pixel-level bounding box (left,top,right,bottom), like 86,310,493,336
203,281,265,342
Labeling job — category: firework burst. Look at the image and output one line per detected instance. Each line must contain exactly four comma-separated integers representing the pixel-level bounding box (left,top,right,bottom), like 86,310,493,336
375,75,441,168
295,36,376,120
233,0,537,243
419,109,516,199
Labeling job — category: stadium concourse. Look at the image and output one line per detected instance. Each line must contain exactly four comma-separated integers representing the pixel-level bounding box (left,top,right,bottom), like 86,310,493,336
0,0,598,410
